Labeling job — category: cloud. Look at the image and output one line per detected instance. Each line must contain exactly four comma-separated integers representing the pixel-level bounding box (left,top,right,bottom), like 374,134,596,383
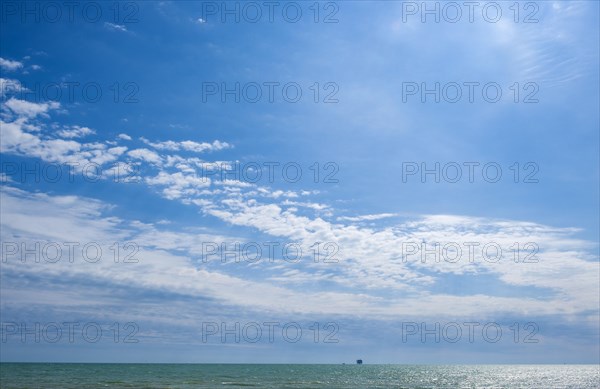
0,57,23,71
3,98,59,118
387,1,596,87
0,78,26,97
1,73,597,326
256,188,299,199
56,126,96,138
0,95,231,193
141,137,232,153
145,171,211,200
0,110,122,171
199,196,599,312
128,148,162,164
338,213,398,222
281,200,330,211
1,185,598,323
104,22,128,32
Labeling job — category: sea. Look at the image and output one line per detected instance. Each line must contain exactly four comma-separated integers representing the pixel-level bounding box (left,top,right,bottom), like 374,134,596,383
0,364,598,388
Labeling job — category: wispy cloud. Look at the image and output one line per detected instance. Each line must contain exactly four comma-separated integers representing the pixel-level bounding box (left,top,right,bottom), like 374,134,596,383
140,137,232,153
104,22,128,32
1,84,597,323
2,184,597,322
337,213,397,222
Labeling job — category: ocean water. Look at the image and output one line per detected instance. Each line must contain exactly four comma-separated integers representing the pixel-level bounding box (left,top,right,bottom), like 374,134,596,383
0,363,598,388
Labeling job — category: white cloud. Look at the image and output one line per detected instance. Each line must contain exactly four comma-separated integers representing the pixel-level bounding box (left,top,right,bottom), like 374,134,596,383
0,116,119,170
200,197,599,314
104,22,128,32
1,73,597,324
1,185,598,322
118,133,132,141
4,98,60,118
56,126,96,138
0,78,26,97
255,188,299,199
128,148,162,164
338,213,397,222
281,200,329,211
215,179,254,188
141,137,232,153
0,57,23,71
145,171,211,200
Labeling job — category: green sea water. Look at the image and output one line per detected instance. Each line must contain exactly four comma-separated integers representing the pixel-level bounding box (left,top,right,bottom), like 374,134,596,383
0,363,598,388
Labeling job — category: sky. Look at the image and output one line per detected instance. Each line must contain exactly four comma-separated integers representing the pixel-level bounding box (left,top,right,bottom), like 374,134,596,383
0,1,599,363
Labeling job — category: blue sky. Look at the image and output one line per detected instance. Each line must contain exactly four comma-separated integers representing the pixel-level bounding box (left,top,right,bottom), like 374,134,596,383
0,1,598,363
